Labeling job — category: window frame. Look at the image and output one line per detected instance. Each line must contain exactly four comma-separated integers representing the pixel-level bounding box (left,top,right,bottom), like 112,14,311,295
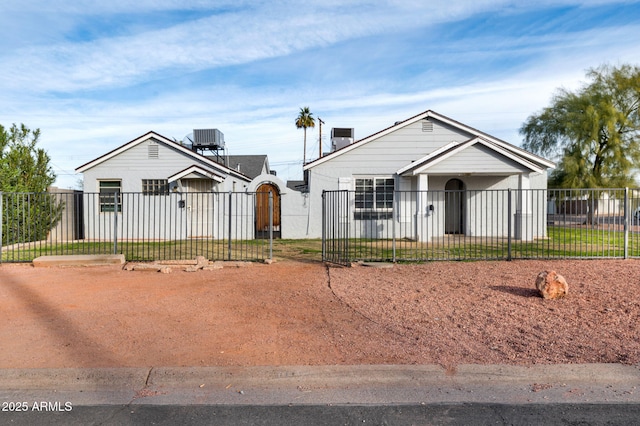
354,176,395,220
99,180,122,213
142,179,169,196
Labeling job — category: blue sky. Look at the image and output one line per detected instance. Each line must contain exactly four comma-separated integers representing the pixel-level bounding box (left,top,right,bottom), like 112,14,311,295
1,0,639,189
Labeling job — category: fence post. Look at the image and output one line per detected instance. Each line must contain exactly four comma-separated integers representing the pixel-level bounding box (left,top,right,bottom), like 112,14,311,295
268,191,273,260
0,192,3,263
113,191,119,255
507,189,512,261
624,187,629,259
321,191,326,262
228,191,232,261
392,190,397,263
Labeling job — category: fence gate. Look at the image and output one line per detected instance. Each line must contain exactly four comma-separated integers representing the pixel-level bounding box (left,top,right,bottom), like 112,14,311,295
322,190,351,265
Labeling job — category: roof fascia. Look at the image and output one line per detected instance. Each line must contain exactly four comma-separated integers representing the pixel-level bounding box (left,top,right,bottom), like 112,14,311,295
76,131,252,181
306,108,555,171
427,111,556,169
303,110,433,170
168,165,225,183
407,137,544,175
396,140,461,175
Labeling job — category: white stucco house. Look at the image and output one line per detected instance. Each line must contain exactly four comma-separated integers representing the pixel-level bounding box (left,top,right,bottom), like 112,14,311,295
294,109,555,241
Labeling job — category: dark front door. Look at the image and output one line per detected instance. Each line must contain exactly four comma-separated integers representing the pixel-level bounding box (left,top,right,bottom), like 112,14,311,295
445,179,464,234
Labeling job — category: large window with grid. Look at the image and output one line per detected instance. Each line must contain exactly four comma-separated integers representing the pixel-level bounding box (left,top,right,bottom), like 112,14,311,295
99,180,121,212
354,177,394,219
142,179,169,195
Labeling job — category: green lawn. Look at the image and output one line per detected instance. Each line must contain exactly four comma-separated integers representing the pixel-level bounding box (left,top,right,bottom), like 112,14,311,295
3,226,640,263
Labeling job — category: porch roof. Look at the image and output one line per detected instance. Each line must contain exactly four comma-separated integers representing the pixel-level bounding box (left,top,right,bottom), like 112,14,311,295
168,165,225,183
396,136,546,176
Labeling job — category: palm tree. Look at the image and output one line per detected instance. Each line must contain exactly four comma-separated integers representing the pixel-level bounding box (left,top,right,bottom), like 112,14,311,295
295,106,315,165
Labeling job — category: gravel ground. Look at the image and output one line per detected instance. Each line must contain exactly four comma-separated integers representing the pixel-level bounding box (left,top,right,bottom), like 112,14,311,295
0,259,638,368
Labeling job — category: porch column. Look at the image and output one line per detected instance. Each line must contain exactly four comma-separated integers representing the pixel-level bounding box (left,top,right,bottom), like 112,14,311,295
515,173,533,241
416,174,429,242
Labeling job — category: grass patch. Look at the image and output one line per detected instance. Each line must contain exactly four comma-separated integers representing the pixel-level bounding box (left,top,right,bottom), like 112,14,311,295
3,227,640,263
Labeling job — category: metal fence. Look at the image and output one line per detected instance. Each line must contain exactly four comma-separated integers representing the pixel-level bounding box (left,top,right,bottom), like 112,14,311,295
322,188,640,264
1,191,274,263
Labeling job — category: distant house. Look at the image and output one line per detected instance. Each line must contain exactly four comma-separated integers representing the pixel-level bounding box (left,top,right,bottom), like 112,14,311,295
211,155,271,180
286,109,556,240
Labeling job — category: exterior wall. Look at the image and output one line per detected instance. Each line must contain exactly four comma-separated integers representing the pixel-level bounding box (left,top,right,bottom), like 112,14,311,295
80,138,252,241
305,115,551,240
81,138,248,193
304,119,475,239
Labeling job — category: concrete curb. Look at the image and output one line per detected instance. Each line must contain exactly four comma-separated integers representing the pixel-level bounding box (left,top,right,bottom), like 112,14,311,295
1,364,638,406
32,254,125,267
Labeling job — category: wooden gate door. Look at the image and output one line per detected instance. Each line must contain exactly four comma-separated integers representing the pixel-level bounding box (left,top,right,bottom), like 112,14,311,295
256,183,281,238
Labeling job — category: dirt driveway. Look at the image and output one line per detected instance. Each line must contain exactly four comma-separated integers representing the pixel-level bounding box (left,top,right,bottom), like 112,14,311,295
1,259,639,369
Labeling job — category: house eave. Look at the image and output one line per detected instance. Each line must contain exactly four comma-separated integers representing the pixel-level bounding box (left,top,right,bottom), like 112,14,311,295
304,109,555,171
75,131,252,182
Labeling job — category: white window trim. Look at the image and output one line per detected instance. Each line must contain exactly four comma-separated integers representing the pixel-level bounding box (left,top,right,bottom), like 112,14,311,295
354,176,395,212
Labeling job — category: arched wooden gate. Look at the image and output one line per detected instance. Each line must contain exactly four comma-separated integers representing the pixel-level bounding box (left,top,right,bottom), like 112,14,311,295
255,183,281,238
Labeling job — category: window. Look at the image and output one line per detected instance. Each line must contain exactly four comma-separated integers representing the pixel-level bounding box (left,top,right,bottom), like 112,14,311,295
354,177,394,219
142,179,169,195
99,181,121,212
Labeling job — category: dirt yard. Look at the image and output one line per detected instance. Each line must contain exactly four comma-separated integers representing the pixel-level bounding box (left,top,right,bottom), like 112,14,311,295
0,259,638,369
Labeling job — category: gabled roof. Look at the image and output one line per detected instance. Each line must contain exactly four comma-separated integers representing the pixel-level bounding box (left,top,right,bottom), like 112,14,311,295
303,109,555,171
75,131,251,182
397,136,546,175
167,165,225,183
208,155,269,179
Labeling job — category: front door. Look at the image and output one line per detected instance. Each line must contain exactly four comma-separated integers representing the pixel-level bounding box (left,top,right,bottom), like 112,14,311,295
183,179,215,238
255,183,281,238
445,179,464,234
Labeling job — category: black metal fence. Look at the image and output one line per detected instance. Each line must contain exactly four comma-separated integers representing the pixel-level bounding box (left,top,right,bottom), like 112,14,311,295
322,188,640,264
1,191,274,263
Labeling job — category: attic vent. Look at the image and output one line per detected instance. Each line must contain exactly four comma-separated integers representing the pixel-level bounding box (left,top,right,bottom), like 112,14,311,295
148,144,159,159
422,121,434,132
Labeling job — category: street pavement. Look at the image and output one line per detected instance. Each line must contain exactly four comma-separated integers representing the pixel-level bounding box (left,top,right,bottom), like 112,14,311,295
1,364,640,424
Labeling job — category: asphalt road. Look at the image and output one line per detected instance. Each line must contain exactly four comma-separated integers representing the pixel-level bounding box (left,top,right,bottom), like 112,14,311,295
3,403,640,425
2,364,639,425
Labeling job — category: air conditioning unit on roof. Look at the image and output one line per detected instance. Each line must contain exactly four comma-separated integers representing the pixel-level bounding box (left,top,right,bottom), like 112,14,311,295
331,128,354,152
192,129,225,150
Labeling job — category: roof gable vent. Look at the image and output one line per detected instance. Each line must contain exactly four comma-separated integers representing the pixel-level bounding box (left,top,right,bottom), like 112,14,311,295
422,120,434,132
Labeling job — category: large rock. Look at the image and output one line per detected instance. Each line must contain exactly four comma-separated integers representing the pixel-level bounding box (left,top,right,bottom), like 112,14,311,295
535,270,569,299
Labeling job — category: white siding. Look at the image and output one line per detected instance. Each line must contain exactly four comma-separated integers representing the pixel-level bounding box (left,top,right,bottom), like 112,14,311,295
426,144,530,175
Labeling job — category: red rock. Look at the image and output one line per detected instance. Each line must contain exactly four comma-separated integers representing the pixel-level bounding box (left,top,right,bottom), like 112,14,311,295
535,270,568,299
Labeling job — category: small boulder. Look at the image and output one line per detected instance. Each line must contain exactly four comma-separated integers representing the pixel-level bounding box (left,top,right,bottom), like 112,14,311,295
535,270,568,299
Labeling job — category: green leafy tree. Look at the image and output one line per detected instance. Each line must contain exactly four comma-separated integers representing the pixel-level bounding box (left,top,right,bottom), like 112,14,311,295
520,64,640,189
295,106,315,165
1,124,63,244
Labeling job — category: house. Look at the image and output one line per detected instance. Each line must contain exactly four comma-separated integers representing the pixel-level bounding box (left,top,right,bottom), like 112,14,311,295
75,130,283,241
289,109,555,240
74,110,555,244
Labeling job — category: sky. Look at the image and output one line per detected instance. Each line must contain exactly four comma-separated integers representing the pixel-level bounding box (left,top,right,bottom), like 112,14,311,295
1,0,640,189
